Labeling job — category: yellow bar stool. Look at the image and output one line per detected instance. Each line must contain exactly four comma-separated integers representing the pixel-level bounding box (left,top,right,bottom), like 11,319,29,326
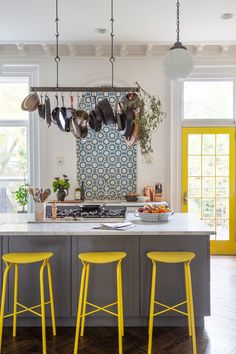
147,251,197,354
74,251,126,354
0,252,56,354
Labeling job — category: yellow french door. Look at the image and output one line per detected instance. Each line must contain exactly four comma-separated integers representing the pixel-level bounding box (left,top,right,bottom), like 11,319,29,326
182,127,235,254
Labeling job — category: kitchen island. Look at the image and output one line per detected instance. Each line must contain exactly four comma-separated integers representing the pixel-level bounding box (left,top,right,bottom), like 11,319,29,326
0,213,212,328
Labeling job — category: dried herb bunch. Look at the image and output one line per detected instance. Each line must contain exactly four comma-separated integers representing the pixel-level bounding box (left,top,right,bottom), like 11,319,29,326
135,82,166,159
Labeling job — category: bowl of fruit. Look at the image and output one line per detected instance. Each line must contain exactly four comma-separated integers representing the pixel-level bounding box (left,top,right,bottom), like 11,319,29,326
136,203,174,222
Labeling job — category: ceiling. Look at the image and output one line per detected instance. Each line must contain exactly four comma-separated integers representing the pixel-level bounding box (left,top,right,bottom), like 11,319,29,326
0,0,236,44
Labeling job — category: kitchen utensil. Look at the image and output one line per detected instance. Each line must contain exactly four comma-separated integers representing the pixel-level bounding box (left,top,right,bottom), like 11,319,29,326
126,110,139,147
38,94,45,119
21,92,40,112
92,107,103,132
120,92,141,111
45,94,51,127
70,115,81,138
41,189,51,203
124,108,135,140
51,94,60,124
97,99,115,124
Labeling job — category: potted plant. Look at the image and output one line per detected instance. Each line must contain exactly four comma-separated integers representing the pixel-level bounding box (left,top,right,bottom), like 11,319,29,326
52,175,70,202
14,183,29,213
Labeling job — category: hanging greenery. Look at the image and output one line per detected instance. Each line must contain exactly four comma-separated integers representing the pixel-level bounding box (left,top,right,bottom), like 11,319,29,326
135,82,166,160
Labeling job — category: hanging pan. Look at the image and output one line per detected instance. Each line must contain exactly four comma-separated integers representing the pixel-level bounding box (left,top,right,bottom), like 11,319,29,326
45,94,51,127
38,93,45,119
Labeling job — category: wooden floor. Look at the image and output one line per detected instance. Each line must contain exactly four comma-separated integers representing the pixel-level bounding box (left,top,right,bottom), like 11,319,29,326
1,256,236,354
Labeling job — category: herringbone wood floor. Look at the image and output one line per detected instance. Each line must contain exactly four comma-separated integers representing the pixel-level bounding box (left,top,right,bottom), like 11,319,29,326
1,256,236,354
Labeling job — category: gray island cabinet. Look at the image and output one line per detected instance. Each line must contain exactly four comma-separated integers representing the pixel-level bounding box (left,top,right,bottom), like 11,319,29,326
0,213,212,327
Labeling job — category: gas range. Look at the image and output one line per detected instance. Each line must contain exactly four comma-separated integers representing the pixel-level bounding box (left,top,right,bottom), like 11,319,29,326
46,204,127,222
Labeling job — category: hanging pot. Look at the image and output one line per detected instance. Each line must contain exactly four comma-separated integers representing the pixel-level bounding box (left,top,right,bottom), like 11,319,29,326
97,99,115,125
119,92,141,111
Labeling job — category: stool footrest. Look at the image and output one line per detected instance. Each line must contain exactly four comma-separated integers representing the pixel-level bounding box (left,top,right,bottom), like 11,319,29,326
3,301,51,319
81,301,118,318
153,300,188,317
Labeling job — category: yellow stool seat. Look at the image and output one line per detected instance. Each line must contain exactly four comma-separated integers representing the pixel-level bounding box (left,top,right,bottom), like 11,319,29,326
147,251,195,264
79,251,126,264
2,252,53,264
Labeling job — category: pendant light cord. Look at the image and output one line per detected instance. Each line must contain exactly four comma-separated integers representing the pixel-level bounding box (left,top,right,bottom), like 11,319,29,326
176,0,180,43
55,0,60,89
109,0,115,88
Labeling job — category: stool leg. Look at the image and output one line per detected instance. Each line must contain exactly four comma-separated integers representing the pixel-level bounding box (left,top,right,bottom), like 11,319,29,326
74,264,87,354
13,264,18,337
117,261,123,354
186,262,197,354
81,264,90,337
0,264,11,352
118,262,124,336
47,262,56,336
148,260,157,354
40,260,47,354
184,262,192,337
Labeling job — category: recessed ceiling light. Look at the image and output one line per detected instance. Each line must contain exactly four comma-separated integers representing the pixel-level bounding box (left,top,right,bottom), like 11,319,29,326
95,28,107,34
221,13,234,20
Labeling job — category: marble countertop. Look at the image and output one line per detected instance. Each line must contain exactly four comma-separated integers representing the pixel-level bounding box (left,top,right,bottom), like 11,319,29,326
0,213,214,237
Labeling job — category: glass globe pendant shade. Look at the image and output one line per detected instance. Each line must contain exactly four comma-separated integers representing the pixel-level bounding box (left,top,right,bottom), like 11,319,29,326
163,44,194,81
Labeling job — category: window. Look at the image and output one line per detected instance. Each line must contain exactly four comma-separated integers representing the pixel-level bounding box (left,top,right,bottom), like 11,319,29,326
0,77,30,211
183,80,234,120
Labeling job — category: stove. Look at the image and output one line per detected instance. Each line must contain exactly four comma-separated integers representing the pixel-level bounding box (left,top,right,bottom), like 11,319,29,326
46,204,127,222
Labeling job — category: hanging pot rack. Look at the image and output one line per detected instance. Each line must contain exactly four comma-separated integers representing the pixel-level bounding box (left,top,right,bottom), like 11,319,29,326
30,0,139,94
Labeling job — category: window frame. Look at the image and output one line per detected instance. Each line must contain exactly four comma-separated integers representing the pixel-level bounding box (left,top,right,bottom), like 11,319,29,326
0,65,40,210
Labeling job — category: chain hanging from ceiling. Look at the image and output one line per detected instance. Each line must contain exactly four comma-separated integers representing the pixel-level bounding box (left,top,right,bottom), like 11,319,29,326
30,0,139,93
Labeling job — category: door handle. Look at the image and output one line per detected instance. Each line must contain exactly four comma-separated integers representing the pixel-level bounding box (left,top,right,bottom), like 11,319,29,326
183,192,188,205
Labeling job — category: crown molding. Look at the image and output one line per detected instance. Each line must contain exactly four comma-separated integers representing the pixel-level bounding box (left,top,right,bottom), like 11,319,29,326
1,42,236,58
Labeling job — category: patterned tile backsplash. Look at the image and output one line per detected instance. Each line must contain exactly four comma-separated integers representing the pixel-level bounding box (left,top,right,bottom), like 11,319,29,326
76,92,137,200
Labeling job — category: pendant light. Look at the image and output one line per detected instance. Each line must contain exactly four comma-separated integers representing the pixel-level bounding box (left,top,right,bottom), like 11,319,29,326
162,0,193,81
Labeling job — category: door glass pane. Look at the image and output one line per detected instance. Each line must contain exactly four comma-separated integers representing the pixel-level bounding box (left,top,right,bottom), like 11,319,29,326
0,127,27,178
216,177,229,197
202,156,215,176
216,156,229,176
216,134,229,154
188,177,201,197
216,198,229,219
188,134,201,154
188,156,201,176
216,220,229,240
202,198,215,218
202,134,215,155
183,81,234,119
202,177,215,197
188,198,201,218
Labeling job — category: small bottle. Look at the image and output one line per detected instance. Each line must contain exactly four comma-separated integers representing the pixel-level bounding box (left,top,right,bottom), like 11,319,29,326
75,184,81,200
81,181,85,201
51,202,57,221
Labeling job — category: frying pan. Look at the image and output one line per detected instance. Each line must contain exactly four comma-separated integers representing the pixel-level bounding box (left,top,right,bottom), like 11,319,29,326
126,112,139,147
97,99,115,125
69,116,81,138
88,110,96,130
92,107,103,132
120,92,141,111
124,108,135,140
38,94,45,119
45,95,51,127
